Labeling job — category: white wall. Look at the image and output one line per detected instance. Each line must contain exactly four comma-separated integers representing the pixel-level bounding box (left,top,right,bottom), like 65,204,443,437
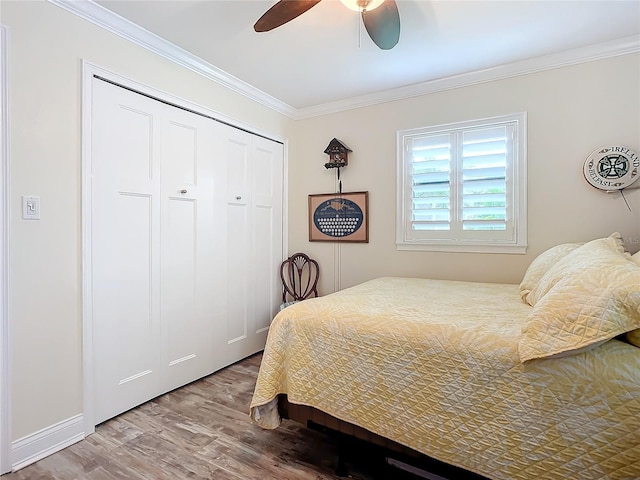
290,54,640,294
1,0,294,443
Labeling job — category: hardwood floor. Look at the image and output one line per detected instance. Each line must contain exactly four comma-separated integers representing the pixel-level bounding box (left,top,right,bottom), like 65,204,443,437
3,353,435,480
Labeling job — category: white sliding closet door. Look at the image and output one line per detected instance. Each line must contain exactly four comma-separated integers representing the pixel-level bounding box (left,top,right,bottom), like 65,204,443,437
90,76,284,425
159,107,222,392
92,80,164,424
91,79,219,424
250,136,284,344
216,128,283,363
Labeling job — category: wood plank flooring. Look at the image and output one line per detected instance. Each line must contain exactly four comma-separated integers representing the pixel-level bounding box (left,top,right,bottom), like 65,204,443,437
3,353,437,480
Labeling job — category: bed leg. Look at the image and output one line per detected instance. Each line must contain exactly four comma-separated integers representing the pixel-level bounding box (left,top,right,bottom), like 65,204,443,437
335,456,349,477
335,441,349,477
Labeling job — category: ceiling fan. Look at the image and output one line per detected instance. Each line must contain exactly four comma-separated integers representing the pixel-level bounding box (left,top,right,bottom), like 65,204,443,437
254,0,401,50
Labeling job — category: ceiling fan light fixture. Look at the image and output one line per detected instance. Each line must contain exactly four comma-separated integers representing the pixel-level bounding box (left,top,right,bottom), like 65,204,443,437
339,0,384,12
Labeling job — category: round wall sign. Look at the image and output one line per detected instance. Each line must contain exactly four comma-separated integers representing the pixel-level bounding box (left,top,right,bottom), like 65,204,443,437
583,145,639,190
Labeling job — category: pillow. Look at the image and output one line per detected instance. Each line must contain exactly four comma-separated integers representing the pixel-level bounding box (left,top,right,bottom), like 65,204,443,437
632,251,640,266
519,242,583,305
524,233,627,307
518,237,640,362
539,340,609,359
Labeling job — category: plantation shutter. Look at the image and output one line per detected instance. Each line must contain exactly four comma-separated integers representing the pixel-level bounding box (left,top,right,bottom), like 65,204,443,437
411,125,513,236
410,133,452,232
397,115,526,251
461,124,511,232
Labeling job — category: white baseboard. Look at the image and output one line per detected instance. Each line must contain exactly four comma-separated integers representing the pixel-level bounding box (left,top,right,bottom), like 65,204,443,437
11,414,85,471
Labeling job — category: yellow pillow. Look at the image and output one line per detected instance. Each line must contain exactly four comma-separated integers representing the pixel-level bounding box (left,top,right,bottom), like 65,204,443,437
632,251,640,266
519,242,583,305
525,233,626,307
518,237,640,362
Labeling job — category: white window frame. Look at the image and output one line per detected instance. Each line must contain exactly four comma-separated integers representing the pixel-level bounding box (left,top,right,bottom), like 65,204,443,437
396,112,527,254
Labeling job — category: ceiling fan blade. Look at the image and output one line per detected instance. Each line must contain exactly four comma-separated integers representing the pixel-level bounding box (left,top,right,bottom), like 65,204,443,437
362,0,400,50
254,0,322,32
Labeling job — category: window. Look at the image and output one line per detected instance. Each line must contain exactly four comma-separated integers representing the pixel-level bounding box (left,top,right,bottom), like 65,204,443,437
396,113,527,253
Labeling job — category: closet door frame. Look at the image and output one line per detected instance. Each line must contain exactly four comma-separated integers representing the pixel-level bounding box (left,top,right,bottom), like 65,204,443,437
81,61,288,435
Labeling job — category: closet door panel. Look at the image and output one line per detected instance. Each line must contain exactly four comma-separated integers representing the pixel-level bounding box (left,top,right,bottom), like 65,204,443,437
110,193,155,368
163,198,197,362
223,135,250,346
226,204,249,344
97,193,157,393
225,138,249,205
253,205,275,333
92,80,162,424
163,120,197,185
160,110,217,388
251,139,284,335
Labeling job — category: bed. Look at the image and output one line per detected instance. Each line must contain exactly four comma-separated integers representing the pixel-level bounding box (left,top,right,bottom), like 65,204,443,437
250,233,640,479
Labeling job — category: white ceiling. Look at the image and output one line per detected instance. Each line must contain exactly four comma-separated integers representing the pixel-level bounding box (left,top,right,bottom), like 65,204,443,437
90,0,640,113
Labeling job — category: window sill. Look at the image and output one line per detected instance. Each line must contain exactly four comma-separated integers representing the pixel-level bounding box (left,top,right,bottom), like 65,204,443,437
396,242,527,254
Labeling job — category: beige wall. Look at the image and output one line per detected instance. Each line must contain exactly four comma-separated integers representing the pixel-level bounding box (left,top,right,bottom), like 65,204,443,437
2,0,640,451
290,54,640,295
2,0,294,440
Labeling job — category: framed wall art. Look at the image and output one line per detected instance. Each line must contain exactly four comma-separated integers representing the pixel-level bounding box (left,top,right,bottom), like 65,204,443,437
308,191,369,243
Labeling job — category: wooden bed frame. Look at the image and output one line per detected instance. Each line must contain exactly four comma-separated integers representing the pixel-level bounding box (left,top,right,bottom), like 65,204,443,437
277,394,488,479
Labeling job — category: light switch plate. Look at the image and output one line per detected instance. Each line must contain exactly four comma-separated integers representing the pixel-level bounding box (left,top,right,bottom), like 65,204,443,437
22,195,40,220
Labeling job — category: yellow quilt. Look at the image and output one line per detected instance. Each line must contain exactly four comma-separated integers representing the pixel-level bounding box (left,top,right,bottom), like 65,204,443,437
250,277,640,480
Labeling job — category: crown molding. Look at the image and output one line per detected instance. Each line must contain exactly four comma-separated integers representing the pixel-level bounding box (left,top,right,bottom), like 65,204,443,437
48,0,298,119
49,1,638,121
295,34,640,119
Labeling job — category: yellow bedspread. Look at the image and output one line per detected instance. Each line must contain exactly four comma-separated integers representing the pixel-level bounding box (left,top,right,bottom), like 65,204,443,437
250,277,640,480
